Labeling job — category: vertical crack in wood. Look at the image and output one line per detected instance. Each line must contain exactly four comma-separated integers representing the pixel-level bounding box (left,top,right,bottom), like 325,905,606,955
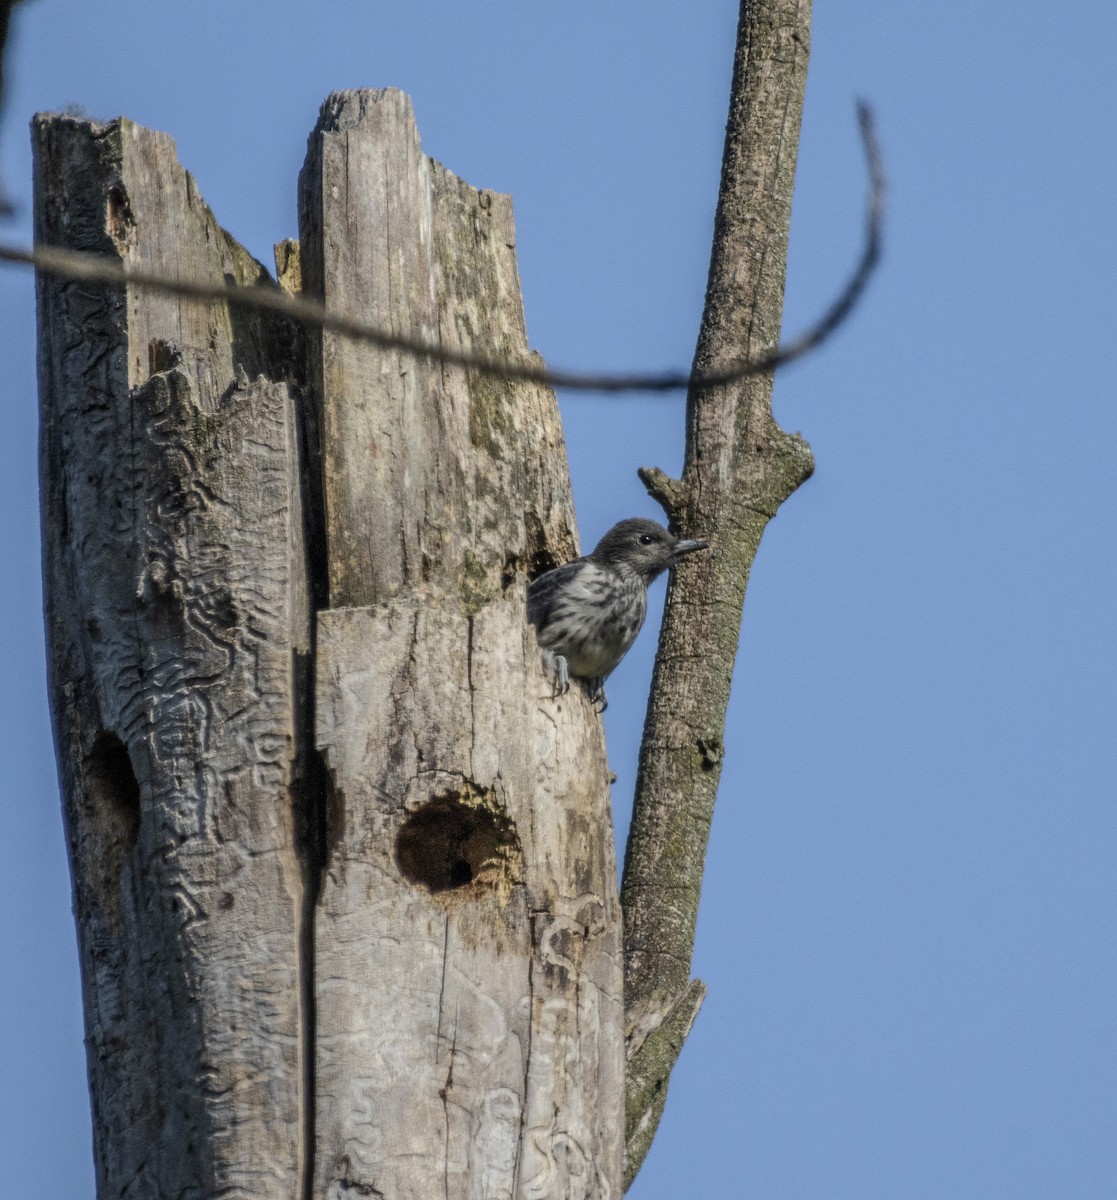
512,913,538,1198
289,256,329,1200
294,650,330,1200
465,614,477,779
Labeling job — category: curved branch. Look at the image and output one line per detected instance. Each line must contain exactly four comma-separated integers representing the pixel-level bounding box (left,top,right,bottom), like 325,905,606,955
1,104,880,393
0,0,33,217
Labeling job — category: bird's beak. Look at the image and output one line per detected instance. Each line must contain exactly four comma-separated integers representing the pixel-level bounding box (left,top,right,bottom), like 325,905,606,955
671,538,709,562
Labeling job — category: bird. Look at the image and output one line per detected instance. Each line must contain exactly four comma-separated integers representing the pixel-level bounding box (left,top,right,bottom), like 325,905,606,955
527,517,709,710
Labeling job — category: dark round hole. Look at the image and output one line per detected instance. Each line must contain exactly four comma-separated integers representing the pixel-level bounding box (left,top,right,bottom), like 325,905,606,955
81,731,142,930
395,788,520,894
450,859,473,886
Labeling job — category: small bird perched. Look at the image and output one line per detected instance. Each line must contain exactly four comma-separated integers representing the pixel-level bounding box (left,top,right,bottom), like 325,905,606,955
527,517,709,710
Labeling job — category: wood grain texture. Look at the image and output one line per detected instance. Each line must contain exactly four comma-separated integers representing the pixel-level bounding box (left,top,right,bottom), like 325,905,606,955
298,88,576,611
35,114,309,1200
301,90,623,1199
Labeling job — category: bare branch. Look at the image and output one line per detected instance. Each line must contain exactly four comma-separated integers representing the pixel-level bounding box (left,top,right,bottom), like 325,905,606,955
620,0,821,1181
0,1,33,216
1,105,881,392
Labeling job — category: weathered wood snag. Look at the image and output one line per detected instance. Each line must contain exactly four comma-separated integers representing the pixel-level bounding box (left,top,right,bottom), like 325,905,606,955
300,90,623,1198
37,90,622,1199
35,113,310,1198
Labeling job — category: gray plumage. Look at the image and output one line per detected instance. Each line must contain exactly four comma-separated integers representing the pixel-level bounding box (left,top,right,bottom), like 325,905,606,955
527,517,709,709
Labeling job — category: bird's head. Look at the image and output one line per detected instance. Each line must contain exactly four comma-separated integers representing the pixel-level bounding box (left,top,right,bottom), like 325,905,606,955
589,518,709,583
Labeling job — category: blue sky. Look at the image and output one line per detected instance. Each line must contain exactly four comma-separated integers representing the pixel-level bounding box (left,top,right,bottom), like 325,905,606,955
2,2,1116,1196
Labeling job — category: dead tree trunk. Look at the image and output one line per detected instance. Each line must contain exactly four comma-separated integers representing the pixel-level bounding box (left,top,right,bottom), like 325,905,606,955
36,90,622,1200
35,113,311,1198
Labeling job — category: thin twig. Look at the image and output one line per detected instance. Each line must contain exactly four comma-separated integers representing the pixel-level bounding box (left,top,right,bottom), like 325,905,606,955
7,104,883,394
0,0,29,217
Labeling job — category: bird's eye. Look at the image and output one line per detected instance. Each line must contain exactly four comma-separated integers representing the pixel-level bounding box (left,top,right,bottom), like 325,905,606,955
638,534,655,545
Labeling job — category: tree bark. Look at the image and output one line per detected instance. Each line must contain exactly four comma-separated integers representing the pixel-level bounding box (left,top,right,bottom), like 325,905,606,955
34,113,310,1198
620,0,815,1184
36,91,624,1200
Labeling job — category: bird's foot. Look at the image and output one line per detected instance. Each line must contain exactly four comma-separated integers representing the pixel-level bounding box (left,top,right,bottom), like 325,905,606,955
542,650,570,697
587,678,608,713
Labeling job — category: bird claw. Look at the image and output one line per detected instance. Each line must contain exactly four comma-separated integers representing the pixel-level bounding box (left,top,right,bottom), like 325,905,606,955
540,653,607,711
542,650,570,697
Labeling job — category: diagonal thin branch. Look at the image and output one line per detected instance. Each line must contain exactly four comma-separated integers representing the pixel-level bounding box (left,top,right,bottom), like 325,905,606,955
0,0,32,217
1,104,881,394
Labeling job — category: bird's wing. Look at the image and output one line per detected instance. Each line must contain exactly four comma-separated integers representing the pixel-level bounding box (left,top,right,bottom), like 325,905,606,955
527,560,586,630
